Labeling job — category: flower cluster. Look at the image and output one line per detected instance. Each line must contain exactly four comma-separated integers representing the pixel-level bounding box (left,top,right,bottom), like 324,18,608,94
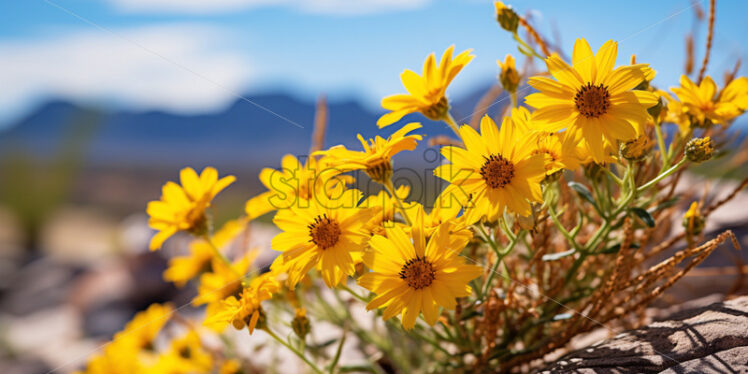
78,2,748,373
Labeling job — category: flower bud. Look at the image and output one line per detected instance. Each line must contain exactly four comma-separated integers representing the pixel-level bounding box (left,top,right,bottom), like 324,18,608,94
620,135,653,162
498,54,520,93
685,137,714,163
495,2,519,33
291,308,311,340
682,202,705,236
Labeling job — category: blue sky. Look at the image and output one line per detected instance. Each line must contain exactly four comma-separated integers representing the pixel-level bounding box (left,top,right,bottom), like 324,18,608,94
1,0,747,126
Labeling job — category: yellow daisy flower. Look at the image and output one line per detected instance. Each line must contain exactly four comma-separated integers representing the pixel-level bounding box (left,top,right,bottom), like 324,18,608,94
204,272,280,334
192,250,258,307
530,131,583,175
361,185,414,237
270,187,372,288
434,115,546,225
315,122,422,184
671,75,748,127
163,219,246,287
116,303,174,349
76,338,146,374
152,331,213,374
403,200,468,240
504,107,582,175
378,46,474,128
525,39,658,162
147,167,235,250
358,207,482,330
77,303,174,374
656,90,691,133
245,154,352,220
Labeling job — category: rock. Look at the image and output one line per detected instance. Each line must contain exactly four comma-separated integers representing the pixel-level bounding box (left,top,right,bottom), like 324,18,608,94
541,296,748,373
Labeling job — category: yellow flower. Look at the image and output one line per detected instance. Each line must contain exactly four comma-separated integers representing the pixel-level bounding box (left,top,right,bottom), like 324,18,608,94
270,188,372,287
671,75,748,127
152,331,213,374
497,54,520,93
403,201,468,240
204,272,280,334
77,338,147,374
656,90,691,133
361,185,414,237
147,167,235,250
506,106,582,174
525,39,658,162
577,138,618,165
163,219,246,287
378,46,474,128
192,250,258,306
77,304,174,373
116,303,174,349
315,122,422,183
358,207,482,330
219,360,243,374
434,115,546,225
245,154,352,220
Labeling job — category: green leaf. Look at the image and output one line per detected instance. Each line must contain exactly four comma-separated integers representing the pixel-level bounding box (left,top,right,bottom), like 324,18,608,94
600,242,641,254
630,207,655,227
542,249,576,261
568,181,601,213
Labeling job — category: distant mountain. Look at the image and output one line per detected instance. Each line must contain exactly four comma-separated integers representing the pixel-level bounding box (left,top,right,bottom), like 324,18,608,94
0,85,511,170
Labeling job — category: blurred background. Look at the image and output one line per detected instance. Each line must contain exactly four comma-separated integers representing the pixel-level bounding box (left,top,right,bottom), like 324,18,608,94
1,1,747,372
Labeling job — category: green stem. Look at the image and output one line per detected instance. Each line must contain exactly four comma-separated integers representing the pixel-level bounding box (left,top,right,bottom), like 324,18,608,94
339,284,368,303
654,121,669,167
443,112,461,137
548,205,580,251
383,179,412,226
637,158,687,193
263,327,325,374
328,328,347,374
410,326,451,356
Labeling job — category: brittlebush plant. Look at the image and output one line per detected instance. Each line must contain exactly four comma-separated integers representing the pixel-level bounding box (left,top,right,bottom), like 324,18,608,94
77,2,748,373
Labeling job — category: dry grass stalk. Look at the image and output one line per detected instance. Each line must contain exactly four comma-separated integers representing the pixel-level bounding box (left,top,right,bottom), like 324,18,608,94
309,94,328,154
696,0,716,83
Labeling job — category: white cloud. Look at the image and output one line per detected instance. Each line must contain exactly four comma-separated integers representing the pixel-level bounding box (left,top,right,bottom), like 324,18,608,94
0,24,251,123
107,0,429,15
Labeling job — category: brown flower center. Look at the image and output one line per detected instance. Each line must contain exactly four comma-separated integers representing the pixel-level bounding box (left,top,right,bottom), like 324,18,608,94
575,83,610,118
399,257,436,290
480,154,515,189
308,214,341,249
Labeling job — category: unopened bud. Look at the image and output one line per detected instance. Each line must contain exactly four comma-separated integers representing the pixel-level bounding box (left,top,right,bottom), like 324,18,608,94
620,135,653,162
291,308,311,340
682,202,705,236
498,54,520,93
685,137,714,162
494,2,519,33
